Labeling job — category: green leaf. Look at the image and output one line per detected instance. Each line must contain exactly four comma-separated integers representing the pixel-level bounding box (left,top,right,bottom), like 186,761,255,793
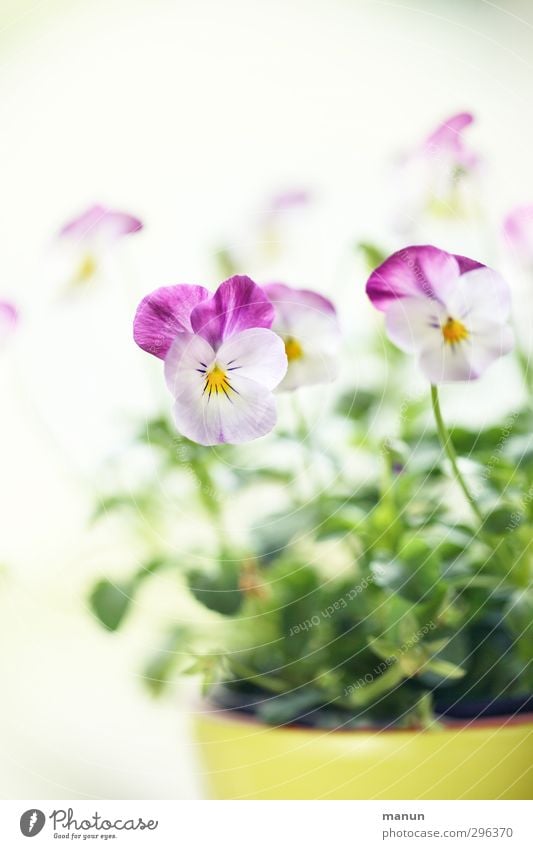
89,579,134,631
343,663,405,707
187,559,243,616
482,506,522,535
89,558,169,632
356,241,388,271
423,658,466,681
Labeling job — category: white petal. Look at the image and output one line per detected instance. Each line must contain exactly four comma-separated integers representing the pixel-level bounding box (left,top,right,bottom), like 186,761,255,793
282,307,340,350
418,338,478,382
278,349,339,391
468,323,515,374
164,332,215,395
443,267,512,324
217,328,287,390
417,322,513,382
173,372,277,445
385,297,447,353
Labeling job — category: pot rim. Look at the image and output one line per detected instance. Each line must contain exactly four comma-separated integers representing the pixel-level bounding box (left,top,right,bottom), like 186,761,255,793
194,700,533,735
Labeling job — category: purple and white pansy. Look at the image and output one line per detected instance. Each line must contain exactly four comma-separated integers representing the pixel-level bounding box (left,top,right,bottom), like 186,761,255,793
0,300,19,347
263,283,340,391
59,204,143,285
366,245,514,383
134,276,287,445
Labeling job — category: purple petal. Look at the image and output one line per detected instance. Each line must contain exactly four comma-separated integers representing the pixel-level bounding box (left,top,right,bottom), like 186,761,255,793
423,112,478,170
366,245,484,311
133,284,210,359
190,275,274,349
425,112,474,148
263,283,337,326
503,205,533,260
267,189,313,214
0,300,19,343
454,254,485,274
59,204,143,244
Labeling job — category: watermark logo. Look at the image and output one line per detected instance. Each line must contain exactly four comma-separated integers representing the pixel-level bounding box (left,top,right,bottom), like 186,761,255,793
20,809,46,837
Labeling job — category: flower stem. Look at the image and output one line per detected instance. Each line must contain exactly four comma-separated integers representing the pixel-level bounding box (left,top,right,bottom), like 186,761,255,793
430,385,484,523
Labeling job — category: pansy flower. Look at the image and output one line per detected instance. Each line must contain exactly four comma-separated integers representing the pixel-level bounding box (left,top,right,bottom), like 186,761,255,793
134,276,287,445
59,204,143,286
503,205,533,265
0,300,19,347
366,245,513,382
395,112,479,229
263,283,340,391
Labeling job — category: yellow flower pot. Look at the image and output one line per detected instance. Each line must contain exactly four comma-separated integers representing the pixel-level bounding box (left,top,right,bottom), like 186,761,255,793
194,709,533,800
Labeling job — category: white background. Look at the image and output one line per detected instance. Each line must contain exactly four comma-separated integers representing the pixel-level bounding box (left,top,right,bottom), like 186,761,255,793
0,0,532,799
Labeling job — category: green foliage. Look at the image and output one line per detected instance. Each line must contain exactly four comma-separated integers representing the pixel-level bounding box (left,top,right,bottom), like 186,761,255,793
87,399,533,728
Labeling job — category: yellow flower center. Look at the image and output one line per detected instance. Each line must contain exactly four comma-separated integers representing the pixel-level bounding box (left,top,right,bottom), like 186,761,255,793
74,253,97,284
284,336,303,361
204,364,233,399
442,316,469,345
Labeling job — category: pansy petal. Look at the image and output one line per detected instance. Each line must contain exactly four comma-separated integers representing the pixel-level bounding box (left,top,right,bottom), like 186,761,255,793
217,328,287,390
264,283,337,331
503,205,533,261
443,267,512,324
164,331,215,394
417,321,514,383
173,372,277,445
454,254,484,275
279,349,339,391
424,112,478,169
134,284,210,359
418,339,479,382
366,245,460,310
468,324,515,374
268,189,312,214
60,204,143,244
0,300,18,344
190,275,274,349
425,112,474,150
384,297,447,354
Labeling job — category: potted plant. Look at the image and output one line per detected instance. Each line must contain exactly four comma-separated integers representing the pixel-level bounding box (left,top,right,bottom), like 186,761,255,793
89,245,532,800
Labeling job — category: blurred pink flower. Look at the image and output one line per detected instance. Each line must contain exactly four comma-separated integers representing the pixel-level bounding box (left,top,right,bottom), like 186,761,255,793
503,205,533,264
267,189,313,215
366,245,513,383
59,204,142,286
0,300,19,347
395,112,480,230
60,204,142,244
263,283,340,391
423,112,479,171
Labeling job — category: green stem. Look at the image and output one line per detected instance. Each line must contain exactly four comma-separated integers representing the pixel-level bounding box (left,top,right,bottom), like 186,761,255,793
515,343,533,395
430,385,484,523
